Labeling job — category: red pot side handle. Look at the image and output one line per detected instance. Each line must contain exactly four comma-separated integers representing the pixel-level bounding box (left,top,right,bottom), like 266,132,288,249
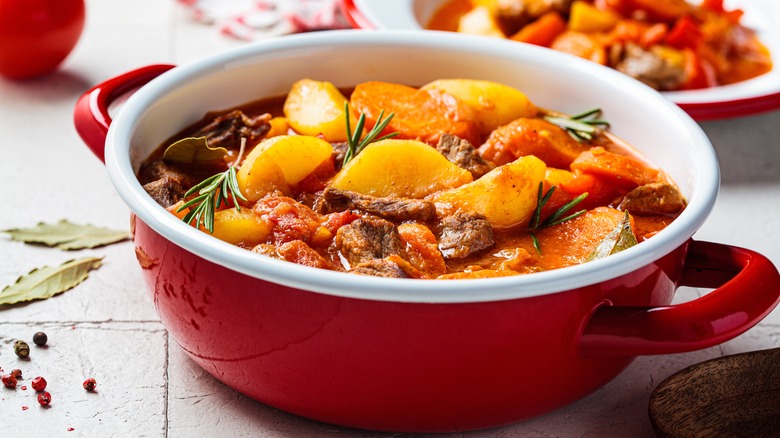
580,240,780,356
73,64,175,163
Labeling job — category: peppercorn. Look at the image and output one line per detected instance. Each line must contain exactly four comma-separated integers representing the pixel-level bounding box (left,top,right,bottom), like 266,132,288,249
83,377,96,391
10,369,22,379
31,376,47,392
33,331,48,347
14,340,30,358
1,374,17,389
37,391,51,406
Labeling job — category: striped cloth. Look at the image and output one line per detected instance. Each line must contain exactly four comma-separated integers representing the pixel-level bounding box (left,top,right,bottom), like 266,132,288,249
177,0,349,40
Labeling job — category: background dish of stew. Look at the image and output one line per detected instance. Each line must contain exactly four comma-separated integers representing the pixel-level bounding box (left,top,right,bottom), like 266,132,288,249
426,0,771,91
137,79,685,280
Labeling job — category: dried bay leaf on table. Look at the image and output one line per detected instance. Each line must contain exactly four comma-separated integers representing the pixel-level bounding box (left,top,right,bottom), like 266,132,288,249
2,219,130,250
0,257,103,306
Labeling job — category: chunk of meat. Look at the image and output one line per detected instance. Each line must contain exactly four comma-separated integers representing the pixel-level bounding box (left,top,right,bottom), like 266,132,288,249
619,182,686,215
437,212,495,260
479,118,589,167
436,134,495,178
330,141,349,170
315,188,436,222
193,110,272,150
614,43,686,90
350,255,421,278
137,160,197,187
335,216,406,267
142,176,185,208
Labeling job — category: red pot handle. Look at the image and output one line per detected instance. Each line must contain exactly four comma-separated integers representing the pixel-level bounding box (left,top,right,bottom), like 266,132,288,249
579,240,780,356
74,64,175,163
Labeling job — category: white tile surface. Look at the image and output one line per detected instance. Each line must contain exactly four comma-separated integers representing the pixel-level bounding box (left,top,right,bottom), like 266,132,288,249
1,0,779,436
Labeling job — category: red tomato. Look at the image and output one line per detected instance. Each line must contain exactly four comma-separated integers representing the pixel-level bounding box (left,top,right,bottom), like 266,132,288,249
0,0,85,79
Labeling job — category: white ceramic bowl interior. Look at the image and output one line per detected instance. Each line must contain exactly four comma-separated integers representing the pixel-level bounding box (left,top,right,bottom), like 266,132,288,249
106,30,718,303
351,0,780,106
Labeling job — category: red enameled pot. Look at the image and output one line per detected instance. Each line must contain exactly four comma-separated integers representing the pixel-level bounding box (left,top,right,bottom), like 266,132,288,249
73,31,780,432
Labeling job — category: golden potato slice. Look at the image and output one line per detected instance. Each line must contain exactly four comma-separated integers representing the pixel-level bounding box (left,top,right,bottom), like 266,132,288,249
210,208,271,246
421,79,537,135
283,79,349,141
237,135,332,201
329,139,472,198
430,155,546,228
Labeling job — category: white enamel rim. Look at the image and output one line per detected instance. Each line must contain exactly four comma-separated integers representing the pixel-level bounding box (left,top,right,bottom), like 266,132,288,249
105,30,719,304
349,0,780,110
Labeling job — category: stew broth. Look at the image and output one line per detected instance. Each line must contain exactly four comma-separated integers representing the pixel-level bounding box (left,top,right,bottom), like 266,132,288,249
138,79,685,279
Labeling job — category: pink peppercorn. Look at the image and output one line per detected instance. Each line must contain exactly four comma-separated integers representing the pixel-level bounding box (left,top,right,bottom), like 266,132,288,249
31,376,47,392
37,391,51,406
83,377,96,391
1,374,17,389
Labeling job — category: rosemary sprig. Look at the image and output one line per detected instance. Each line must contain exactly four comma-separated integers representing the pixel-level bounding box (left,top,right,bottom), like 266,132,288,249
177,138,248,233
342,102,398,166
544,108,610,142
529,182,588,254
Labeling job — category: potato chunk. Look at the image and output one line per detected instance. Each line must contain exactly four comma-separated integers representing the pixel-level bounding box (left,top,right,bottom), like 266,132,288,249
421,79,536,135
237,135,332,201
210,208,271,247
283,79,349,141
458,6,505,38
329,139,473,198
430,155,546,228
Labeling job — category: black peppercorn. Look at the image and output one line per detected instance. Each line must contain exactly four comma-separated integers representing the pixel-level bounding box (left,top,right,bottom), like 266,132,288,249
32,332,47,347
14,340,30,359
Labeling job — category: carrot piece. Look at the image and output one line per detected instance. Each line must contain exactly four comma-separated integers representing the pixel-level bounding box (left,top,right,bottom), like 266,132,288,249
349,81,480,146
570,147,659,189
640,23,668,47
679,48,717,90
701,0,724,13
510,11,566,47
397,223,447,277
629,0,691,22
478,118,589,167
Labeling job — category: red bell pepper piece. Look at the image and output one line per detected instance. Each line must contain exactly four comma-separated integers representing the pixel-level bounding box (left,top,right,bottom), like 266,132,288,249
680,48,717,90
665,15,702,49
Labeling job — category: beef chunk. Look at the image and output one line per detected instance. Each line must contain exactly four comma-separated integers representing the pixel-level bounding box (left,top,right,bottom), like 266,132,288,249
437,212,495,260
335,216,405,266
193,110,272,150
315,188,436,222
619,183,686,215
138,160,196,187
436,134,495,178
143,176,185,208
614,43,686,91
331,142,349,171
349,256,418,278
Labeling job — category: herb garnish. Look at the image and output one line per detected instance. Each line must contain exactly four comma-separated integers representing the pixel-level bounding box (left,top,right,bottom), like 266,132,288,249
342,102,398,166
177,138,248,233
544,108,609,142
529,182,588,254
